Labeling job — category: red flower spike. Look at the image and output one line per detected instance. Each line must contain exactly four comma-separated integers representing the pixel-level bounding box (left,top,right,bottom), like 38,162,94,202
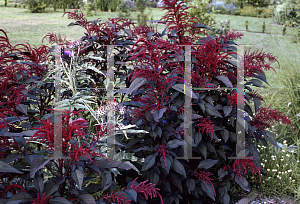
156,144,170,171
196,116,215,140
250,104,294,133
192,169,216,197
1,184,26,199
244,48,279,78
68,141,108,162
128,177,164,204
232,156,262,183
103,192,132,204
31,193,52,204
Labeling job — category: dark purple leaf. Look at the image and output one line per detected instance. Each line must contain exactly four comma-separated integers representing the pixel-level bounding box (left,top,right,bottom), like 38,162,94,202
33,174,44,193
0,161,22,174
71,169,84,190
125,189,137,202
198,159,218,169
201,180,215,201
173,159,186,178
30,156,50,178
142,155,156,171
101,171,112,192
186,178,195,194
78,194,96,204
50,197,73,204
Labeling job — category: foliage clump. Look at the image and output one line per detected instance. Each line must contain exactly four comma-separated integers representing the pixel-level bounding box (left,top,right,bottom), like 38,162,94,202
0,0,296,203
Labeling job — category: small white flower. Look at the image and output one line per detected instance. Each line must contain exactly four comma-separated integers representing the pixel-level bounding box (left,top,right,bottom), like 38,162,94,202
281,159,284,161
288,169,292,173
267,169,270,171
289,177,292,179
285,171,287,174
119,107,125,115
272,158,275,160
287,154,290,157
292,180,295,182
96,106,106,116
276,164,279,167
283,140,287,144
282,150,285,152
279,177,282,179
272,169,277,172
277,175,280,177
288,102,291,107
297,160,299,163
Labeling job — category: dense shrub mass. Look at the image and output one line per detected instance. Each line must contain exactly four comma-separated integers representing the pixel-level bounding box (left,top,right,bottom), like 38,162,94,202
273,0,300,26
0,0,295,203
206,1,239,15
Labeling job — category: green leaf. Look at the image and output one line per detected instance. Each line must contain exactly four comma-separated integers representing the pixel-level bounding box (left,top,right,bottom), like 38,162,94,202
201,180,215,201
173,159,186,178
198,159,218,169
71,169,84,190
142,155,156,171
0,161,22,174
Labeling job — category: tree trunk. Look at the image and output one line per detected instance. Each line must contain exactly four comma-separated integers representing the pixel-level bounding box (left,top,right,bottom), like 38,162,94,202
4,0,7,6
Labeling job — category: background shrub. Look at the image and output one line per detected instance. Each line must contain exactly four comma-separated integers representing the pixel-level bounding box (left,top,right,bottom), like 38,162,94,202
24,0,48,13
207,1,239,15
189,0,216,30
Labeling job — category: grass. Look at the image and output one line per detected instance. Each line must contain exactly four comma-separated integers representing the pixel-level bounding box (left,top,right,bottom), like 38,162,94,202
2,0,300,201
